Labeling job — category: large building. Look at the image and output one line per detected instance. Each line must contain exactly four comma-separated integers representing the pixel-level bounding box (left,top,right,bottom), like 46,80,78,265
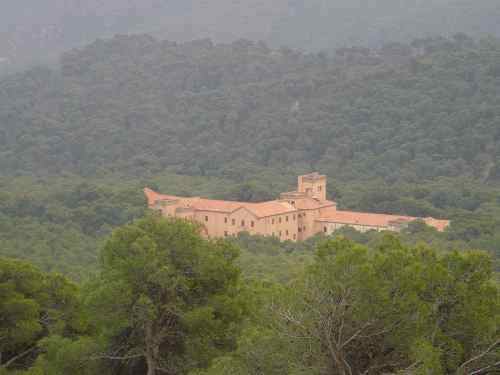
144,173,449,241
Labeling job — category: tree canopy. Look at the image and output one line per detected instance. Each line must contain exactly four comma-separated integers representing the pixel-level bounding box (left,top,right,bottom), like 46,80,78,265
200,236,500,375
84,216,244,375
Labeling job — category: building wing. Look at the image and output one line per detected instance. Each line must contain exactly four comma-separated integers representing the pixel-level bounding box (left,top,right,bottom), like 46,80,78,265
317,208,449,232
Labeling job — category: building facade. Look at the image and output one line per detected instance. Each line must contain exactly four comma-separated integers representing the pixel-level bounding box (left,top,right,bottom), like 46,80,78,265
144,173,449,241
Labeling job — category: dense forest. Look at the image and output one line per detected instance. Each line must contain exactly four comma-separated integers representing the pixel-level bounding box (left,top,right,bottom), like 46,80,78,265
2,34,500,182
1,32,500,374
1,34,500,276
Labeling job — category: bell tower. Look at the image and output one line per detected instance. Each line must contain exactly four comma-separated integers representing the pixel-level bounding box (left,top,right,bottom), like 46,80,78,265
297,172,327,201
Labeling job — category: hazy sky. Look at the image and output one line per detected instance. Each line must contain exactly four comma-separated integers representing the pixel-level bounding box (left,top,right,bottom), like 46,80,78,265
1,0,499,70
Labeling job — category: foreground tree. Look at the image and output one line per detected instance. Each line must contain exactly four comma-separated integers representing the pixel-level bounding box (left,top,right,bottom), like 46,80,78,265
0,257,82,373
85,216,244,375
202,236,499,375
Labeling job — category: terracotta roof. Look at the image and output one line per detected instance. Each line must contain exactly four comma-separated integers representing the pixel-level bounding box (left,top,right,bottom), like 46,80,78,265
144,188,181,206
144,188,207,212
189,198,243,213
317,209,416,228
192,199,296,218
293,197,336,210
144,188,297,218
243,201,296,218
317,209,449,232
301,172,326,181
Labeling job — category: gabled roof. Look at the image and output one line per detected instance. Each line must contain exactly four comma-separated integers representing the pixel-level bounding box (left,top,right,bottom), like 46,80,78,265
316,208,449,232
293,197,336,210
188,198,243,213
316,208,416,228
144,188,182,206
192,199,296,218
243,201,296,218
144,188,297,218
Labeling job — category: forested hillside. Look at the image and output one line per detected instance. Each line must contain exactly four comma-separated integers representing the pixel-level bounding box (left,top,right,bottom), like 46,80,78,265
2,34,500,182
2,34,500,276
1,28,499,374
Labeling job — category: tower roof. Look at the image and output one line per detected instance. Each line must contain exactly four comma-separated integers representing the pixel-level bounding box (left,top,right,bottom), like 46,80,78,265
300,172,326,181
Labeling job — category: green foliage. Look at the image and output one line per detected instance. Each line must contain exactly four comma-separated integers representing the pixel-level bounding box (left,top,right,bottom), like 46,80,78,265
0,176,146,280
2,35,500,279
1,31,500,375
2,35,500,183
205,236,499,374
29,335,101,375
0,258,83,372
83,216,245,375
1,218,498,375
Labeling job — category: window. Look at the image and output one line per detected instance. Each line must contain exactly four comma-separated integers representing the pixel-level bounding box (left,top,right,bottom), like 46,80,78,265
241,220,245,227
303,212,306,217
286,230,289,236
272,218,275,224
324,226,327,233
232,219,235,226
251,221,255,228
286,216,289,222
205,216,209,222
318,186,322,192
279,231,282,237
293,234,296,240
298,227,302,233
293,214,296,221
279,217,282,224
224,217,228,223
291,201,295,205
224,231,228,237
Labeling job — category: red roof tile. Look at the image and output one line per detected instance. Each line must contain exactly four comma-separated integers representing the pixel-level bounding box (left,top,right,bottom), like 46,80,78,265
144,188,297,218
293,198,336,210
144,188,183,206
317,208,449,231
243,201,296,218
317,209,415,228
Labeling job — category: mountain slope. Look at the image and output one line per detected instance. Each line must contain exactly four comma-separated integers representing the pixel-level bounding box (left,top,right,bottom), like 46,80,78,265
2,34,500,277
1,34,500,185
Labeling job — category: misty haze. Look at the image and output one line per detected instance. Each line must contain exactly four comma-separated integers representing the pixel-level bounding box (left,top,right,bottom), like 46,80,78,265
1,0,500,72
